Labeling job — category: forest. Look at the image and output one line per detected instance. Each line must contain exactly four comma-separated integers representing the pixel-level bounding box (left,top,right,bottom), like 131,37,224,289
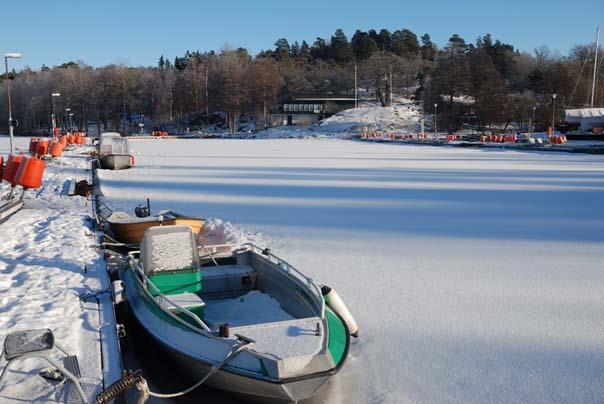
0,28,602,134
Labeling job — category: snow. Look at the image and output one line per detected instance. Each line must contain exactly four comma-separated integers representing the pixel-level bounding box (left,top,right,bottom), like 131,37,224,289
203,290,294,327
254,98,422,138
0,136,118,403
148,231,196,272
97,138,604,404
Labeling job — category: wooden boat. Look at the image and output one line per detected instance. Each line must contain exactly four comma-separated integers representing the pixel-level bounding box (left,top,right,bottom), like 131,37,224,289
117,225,356,402
106,210,204,245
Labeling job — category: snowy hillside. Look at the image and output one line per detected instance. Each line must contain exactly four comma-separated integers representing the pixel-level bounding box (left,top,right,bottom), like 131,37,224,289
254,97,422,138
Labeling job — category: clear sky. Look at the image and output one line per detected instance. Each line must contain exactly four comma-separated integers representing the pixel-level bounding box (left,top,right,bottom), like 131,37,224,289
1,0,602,70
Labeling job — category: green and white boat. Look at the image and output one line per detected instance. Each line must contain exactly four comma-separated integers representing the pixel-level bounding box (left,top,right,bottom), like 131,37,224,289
118,225,357,402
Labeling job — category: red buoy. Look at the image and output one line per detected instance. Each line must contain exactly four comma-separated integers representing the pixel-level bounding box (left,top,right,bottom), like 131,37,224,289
2,154,24,186
14,157,45,189
29,138,39,154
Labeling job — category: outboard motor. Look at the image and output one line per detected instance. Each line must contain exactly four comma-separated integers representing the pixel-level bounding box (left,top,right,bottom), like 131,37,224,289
135,198,151,218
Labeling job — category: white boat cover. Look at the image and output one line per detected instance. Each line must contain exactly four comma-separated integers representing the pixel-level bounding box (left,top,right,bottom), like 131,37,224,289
99,135,130,157
565,108,604,121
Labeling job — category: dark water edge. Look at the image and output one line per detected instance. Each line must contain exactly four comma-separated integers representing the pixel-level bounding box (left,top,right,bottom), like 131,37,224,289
117,304,360,404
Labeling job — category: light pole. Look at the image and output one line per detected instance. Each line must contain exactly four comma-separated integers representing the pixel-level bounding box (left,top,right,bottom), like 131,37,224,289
434,103,438,135
51,92,60,136
551,93,557,134
531,106,536,135
69,113,74,130
4,52,21,154
65,108,71,132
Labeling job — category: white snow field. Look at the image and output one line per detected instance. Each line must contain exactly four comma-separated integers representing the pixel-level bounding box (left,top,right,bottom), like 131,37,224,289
0,136,120,403
97,138,604,404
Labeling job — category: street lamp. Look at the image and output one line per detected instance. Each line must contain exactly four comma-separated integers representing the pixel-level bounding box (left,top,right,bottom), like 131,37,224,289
434,103,438,135
51,92,60,136
551,94,557,134
4,52,21,154
69,113,74,130
65,108,71,132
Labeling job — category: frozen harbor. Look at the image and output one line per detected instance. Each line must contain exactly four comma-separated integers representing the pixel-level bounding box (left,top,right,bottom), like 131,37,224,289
0,137,121,403
96,138,604,404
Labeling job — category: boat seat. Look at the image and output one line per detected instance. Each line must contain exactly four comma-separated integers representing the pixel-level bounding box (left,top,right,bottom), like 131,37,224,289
140,225,202,295
159,292,205,311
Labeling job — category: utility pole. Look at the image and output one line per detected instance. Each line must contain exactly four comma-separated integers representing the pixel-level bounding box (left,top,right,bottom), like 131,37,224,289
551,94,557,132
434,103,438,135
591,27,600,108
354,64,358,108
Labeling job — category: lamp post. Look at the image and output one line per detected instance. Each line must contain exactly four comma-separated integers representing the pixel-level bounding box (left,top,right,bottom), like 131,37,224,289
4,52,21,154
51,92,60,136
65,108,71,132
69,113,74,130
551,94,557,133
434,103,438,135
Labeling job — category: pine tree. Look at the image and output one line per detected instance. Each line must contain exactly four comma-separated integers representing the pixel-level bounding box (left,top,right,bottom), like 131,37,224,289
420,34,436,61
158,55,165,69
352,30,379,61
299,41,311,61
330,29,355,65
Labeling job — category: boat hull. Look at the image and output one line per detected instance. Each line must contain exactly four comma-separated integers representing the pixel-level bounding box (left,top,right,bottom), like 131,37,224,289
99,155,132,170
134,316,330,402
109,218,204,245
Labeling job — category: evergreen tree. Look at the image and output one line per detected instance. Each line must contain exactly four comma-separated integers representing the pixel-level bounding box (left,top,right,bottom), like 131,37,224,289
274,38,291,60
299,40,312,61
290,41,301,58
158,55,165,69
420,34,436,61
330,29,355,65
311,37,328,60
351,30,379,61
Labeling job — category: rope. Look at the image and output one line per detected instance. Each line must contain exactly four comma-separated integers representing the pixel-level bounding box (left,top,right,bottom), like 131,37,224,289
145,340,252,398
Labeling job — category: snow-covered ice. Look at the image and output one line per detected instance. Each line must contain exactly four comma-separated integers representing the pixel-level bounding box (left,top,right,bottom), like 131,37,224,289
97,138,604,403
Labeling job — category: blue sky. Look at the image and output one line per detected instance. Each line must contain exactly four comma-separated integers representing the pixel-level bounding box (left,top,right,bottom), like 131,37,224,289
1,0,602,70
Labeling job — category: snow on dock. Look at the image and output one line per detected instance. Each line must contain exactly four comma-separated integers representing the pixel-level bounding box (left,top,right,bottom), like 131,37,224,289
98,138,604,404
0,137,121,403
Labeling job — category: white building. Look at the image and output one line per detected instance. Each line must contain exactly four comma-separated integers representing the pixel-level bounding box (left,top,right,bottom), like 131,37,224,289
565,108,604,131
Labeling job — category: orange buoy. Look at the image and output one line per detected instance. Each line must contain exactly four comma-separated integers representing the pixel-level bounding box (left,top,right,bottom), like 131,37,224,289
29,138,39,154
2,154,24,186
14,156,45,189
0,155,3,179
50,141,63,157
35,139,50,155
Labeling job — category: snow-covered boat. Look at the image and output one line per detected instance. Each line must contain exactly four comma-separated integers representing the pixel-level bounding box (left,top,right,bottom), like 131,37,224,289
105,209,204,246
118,225,355,402
98,133,133,170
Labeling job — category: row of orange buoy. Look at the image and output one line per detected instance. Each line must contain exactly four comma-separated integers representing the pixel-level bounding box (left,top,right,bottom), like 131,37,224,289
152,130,169,137
1,154,45,189
480,134,518,143
550,135,568,145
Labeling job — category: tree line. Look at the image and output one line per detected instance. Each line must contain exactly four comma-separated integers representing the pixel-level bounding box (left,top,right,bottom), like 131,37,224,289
0,27,602,134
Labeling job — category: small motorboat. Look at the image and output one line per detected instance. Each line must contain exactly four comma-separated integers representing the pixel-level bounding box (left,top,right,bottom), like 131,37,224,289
117,225,357,402
98,133,133,170
105,209,204,246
